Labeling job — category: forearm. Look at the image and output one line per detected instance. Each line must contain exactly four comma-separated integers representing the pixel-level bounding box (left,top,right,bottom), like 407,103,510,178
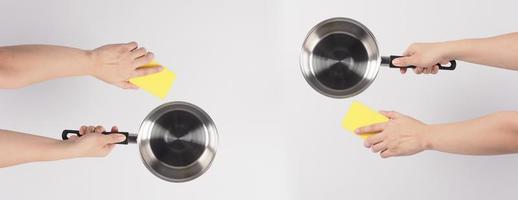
0,45,94,88
442,32,518,70
425,111,518,155
0,129,76,168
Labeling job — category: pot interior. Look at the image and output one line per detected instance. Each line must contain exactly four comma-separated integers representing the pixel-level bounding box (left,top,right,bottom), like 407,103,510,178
300,17,381,98
137,101,218,182
150,109,207,167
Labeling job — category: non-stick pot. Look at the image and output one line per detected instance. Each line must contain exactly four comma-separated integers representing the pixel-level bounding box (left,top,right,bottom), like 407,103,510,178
300,17,456,98
62,101,218,183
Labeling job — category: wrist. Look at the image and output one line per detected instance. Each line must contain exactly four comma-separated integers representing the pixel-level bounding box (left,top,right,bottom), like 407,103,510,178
439,39,470,61
84,49,99,77
436,41,456,61
421,124,438,151
58,140,84,159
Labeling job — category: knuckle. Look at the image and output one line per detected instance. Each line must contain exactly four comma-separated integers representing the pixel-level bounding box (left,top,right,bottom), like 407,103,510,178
363,140,370,148
365,138,372,144
146,53,154,60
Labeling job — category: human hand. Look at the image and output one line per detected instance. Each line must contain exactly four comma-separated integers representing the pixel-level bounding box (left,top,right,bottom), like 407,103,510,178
355,111,431,158
393,42,452,75
66,125,126,158
89,42,163,89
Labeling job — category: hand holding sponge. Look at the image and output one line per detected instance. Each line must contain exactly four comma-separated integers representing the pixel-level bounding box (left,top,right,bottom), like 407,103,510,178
130,60,176,99
342,101,389,139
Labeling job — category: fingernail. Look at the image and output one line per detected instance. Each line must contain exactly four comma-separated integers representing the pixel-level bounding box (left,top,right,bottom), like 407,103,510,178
392,59,401,65
355,129,360,134
118,135,126,140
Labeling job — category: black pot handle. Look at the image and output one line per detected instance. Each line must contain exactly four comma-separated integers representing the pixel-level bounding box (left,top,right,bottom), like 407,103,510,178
388,55,456,70
62,130,129,145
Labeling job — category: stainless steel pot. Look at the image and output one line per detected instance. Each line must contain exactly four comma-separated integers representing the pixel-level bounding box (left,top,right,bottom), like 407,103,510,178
62,101,218,183
300,17,456,98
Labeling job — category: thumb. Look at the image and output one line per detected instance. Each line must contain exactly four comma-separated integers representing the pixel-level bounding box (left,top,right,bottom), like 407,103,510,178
392,56,415,67
104,134,126,144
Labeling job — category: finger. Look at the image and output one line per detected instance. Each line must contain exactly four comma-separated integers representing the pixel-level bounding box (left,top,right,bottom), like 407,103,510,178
124,41,138,51
439,60,450,65
133,52,155,68
95,125,105,133
392,56,414,67
111,126,119,132
414,67,424,74
130,47,147,59
371,142,388,153
79,126,87,135
379,110,403,119
392,57,410,67
104,134,126,144
431,65,439,74
423,66,432,74
68,135,79,141
131,65,163,78
399,68,407,74
87,126,96,134
355,122,387,134
418,67,425,74
364,133,385,148
380,149,397,159
117,81,139,90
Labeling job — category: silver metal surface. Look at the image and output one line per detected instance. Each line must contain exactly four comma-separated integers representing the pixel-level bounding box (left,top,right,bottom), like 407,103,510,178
300,17,381,98
137,101,218,182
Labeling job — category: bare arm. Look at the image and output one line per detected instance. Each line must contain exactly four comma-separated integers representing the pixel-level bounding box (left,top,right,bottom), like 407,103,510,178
393,32,518,74
0,45,93,88
0,129,75,167
356,111,518,158
0,126,125,168
445,33,518,70
426,111,518,155
0,43,161,89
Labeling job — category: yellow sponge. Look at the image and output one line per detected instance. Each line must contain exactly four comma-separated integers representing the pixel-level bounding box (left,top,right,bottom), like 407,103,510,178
129,60,176,99
342,101,389,139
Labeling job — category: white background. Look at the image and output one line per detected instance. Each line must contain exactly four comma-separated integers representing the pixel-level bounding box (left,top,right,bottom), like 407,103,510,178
1,0,518,199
